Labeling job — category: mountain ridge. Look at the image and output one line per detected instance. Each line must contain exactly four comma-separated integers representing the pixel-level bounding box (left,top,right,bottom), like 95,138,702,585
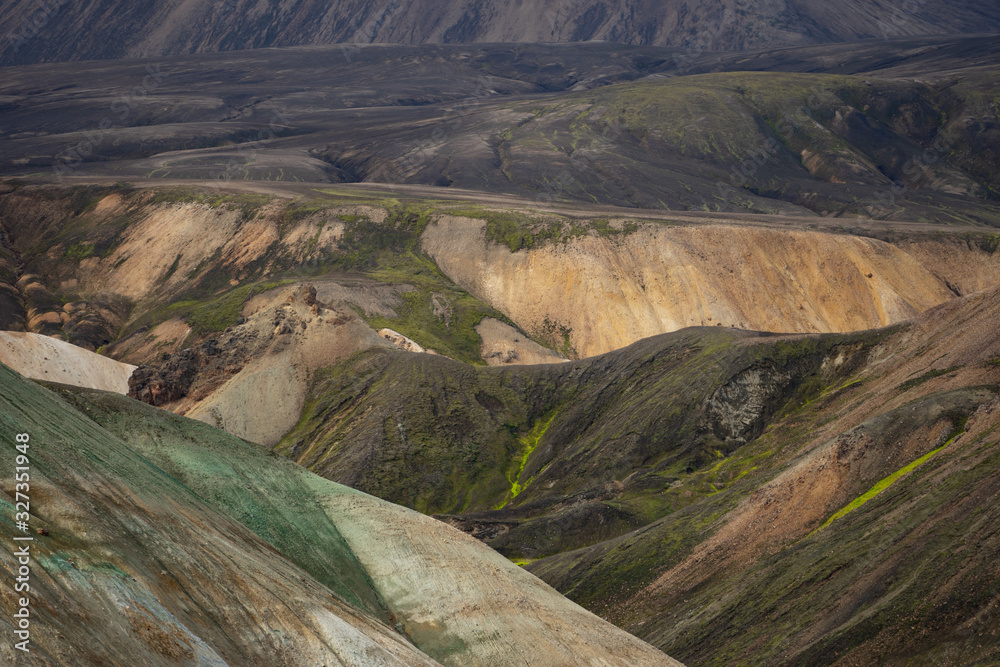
2,0,999,65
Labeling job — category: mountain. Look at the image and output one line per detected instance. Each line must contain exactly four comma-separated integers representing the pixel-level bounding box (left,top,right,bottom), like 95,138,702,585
3,5,1000,662
2,38,997,220
527,284,1000,665
2,0,999,65
0,360,677,665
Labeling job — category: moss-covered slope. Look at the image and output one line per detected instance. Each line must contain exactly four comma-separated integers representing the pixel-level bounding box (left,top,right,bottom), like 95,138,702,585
276,325,885,523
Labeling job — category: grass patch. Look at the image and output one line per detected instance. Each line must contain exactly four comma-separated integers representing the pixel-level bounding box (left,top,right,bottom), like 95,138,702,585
497,411,559,509
449,207,638,252
898,366,962,391
364,251,502,364
126,279,295,337
814,422,966,533
183,280,295,334
64,243,95,261
147,187,272,218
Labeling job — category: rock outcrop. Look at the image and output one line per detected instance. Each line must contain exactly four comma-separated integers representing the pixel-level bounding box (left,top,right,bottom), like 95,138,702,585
129,283,392,445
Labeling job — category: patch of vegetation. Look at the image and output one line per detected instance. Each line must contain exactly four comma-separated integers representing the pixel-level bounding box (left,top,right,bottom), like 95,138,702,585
448,207,638,252
183,280,294,334
966,231,1000,254
281,200,340,227
497,411,559,509
898,366,962,391
364,252,504,364
815,437,957,533
147,187,272,218
64,242,95,261
539,316,576,358
126,278,295,337
449,207,548,251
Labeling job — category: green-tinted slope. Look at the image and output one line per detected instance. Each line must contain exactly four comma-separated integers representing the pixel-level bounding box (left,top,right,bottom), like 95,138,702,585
1,362,678,665
49,383,388,619
0,363,428,665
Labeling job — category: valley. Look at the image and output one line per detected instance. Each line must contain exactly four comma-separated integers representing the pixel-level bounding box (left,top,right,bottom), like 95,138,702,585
1,12,999,666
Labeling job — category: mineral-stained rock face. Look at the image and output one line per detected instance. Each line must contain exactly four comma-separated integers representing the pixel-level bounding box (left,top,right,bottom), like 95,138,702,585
422,216,1000,358
0,361,680,666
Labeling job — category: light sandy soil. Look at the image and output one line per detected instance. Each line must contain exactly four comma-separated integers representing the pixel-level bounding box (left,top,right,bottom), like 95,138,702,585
180,285,393,446
322,484,682,667
476,317,568,366
0,331,136,393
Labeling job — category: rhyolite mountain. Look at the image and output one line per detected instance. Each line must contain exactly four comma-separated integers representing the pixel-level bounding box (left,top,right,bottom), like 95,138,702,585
0,360,678,665
2,2,1000,662
2,0,999,65
2,181,998,664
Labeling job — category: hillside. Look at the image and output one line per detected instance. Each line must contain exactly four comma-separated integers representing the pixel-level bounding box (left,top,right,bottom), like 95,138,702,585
4,3,1000,662
1,184,997,364
2,0,998,65
2,38,997,220
0,330,135,392
526,283,1000,664
0,361,677,665
277,279,1000,664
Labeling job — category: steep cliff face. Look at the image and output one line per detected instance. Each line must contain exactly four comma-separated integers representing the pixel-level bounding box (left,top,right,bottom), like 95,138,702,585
423,216,1000,358
2,0,998,65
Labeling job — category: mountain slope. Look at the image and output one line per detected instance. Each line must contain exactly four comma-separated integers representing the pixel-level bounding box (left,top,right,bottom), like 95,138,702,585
0,361,678,665
273,278,1000,664
422,215,1000,358
4,42,996,220
0,330,135,392
2,0,999,65
527,284,1000,665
